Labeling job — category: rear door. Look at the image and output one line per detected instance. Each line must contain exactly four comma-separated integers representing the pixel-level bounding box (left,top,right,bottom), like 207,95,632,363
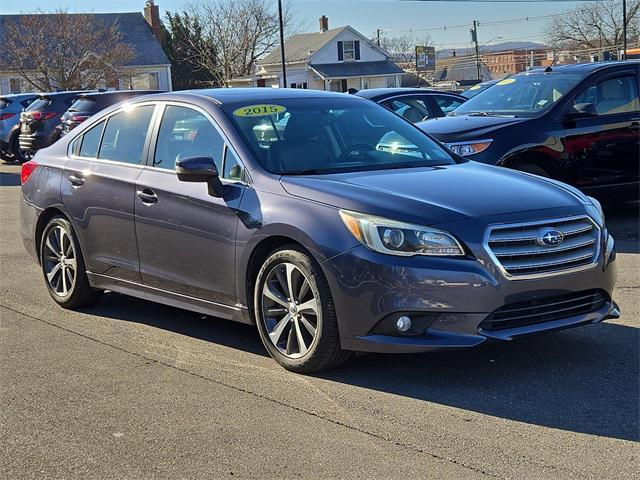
380,95,435,122
62,103,157,282
560,70,640,191
134,103,248,312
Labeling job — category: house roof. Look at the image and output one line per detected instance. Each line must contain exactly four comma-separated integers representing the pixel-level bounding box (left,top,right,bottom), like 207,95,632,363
260,26,350,65
0,13,170,70
311,61,404,79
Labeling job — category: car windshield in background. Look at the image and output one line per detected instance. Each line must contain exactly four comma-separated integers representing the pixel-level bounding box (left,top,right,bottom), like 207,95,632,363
222,97,455,175
453,73,583,117
26,98,52,111
69,98,96,112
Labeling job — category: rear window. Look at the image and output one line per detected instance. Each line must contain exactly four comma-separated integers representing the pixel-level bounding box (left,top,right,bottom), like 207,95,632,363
26,98,52,111
0,99,10,110
69,98,97,112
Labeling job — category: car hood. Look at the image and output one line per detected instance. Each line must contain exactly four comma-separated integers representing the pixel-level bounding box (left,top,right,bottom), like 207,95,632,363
280,162,585,226
417,115,526,143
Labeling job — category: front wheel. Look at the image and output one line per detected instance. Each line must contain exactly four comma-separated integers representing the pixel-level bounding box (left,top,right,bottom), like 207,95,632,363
254,246,351,373
40,216,102,308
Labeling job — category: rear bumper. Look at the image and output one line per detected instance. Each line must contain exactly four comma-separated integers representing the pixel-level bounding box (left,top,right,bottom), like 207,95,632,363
322,230,617,354
18,133,48,152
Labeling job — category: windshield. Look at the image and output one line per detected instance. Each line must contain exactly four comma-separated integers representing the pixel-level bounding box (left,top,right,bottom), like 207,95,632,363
26,98,52,111
454,73,583,117
462,82,497,99
222,97,455,175
69,98,96,112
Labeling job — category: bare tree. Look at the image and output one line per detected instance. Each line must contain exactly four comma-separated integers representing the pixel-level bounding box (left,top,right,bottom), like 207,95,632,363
2,10,133,91
379,34,433,67
185,0,297,86
546,0,640,53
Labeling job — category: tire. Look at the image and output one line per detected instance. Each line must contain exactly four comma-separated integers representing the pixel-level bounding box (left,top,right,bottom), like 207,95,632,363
40,216,102,309
515,162,551,178
254,246,352,373
10,134,28,164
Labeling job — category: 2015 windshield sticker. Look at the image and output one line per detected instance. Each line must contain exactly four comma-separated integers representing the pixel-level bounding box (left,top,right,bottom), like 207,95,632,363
497,78,516,86
233,104,286,117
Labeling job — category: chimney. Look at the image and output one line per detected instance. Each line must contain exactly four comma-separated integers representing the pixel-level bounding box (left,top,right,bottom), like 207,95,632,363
144,0,163,41
319,15,329,33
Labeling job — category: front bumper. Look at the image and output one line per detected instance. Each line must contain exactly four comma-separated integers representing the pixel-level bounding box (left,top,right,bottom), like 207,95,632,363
322,214,617,353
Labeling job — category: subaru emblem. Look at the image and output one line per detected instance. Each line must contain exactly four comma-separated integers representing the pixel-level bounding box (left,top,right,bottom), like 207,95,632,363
537,229,564,247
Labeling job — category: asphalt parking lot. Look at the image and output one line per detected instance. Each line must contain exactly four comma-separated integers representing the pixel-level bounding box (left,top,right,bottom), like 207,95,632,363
0,162,638,479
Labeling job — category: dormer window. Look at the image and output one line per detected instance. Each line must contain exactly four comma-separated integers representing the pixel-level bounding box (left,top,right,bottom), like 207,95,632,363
337,40,360,61
343,41,355,60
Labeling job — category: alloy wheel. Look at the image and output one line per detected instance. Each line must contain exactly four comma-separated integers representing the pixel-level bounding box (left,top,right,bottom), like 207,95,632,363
43,225,77,297
261,262,319,359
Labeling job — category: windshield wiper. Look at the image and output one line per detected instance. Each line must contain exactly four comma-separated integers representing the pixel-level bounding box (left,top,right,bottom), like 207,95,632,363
465,111,517,118
284,168,327,175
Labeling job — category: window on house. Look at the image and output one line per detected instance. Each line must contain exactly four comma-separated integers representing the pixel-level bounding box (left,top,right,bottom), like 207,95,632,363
343,40,355,61
386,76,398,88
360,78,369,90
290,83,308,89
125,72,160,90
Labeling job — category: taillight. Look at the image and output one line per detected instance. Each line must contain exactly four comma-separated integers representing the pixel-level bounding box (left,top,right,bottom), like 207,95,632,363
30,111,57,121
70,114,89,123
21,161,39,185
0,112,15,121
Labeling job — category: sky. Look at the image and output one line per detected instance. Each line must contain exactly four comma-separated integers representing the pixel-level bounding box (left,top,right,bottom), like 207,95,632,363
0,0,586,50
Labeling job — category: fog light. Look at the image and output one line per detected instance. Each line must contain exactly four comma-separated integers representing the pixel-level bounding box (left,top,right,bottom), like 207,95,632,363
396,315,412,332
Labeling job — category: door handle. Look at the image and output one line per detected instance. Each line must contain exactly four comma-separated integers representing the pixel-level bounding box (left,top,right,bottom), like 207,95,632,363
68,173,85,186
137,188,158,205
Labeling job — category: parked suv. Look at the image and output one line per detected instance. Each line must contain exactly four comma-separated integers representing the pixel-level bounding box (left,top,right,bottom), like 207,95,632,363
355,88,466,122
20,89,618,373
15,90,91,162
56,90,163,139
418,61,640,201
0,93,38,161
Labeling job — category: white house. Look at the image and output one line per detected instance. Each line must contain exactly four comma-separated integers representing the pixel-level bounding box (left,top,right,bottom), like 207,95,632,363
230,16,404,91
0,2,172,94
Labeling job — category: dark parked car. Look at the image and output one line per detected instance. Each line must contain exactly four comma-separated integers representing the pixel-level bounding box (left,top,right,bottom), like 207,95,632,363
355,88,466,122
21,88,618,373
462,79,500,99
15,90,92,162
418,61,640,201
0,93,38,161
56,90,163,139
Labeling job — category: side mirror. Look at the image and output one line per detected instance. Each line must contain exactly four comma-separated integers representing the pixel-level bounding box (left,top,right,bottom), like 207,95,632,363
175,156,224,197
565,103,597,120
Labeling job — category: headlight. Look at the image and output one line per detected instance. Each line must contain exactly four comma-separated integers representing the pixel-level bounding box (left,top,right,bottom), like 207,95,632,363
585,196,605,227
339,210,465,256
445,139,492,156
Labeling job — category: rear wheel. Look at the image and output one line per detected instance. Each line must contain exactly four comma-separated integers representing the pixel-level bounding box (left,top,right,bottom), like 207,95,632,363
40,216,102,308
254,246,352,373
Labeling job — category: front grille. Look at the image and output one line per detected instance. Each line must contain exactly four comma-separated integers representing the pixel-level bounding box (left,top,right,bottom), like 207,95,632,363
486,216,599,278
480,289,609,331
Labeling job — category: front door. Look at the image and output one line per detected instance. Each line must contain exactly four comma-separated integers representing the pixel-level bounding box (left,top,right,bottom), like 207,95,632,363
561,72,640,192
134,103,248,310
62,104,156,283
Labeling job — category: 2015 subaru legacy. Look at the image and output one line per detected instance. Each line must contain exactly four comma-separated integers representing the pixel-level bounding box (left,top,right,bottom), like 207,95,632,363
20,89,619,373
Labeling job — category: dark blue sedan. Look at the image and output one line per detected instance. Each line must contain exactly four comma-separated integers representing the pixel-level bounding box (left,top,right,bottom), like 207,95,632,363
20,88,618,372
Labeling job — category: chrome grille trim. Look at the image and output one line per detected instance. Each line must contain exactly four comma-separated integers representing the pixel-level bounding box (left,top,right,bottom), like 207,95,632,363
484,215,600,280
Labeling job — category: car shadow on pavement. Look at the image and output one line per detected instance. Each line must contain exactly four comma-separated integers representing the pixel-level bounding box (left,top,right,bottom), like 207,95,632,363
0,172,20,187
605,202,639,254
319,322,639,442
82,292,268,357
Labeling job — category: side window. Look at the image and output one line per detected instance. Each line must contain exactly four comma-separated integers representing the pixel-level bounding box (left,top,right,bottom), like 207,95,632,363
78,120,105,158
154,105,224,171
98,105,155,164
382,97,429,123
574,75,640,115
433,95,464,114
223,147,246,182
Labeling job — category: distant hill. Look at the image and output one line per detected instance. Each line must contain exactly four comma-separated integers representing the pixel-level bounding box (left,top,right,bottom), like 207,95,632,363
437,41,548,58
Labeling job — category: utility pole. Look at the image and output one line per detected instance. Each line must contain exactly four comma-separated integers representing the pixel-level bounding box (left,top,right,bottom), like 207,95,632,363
376,28,381,47
277,0,287,87
471,20,480,80
622,0,627,60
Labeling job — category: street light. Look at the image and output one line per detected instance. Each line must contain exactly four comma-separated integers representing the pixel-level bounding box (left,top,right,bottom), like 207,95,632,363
475,36,503,80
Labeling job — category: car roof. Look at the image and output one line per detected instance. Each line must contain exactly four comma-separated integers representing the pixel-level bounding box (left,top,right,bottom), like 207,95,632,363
355,88,463,100
151,87,360,105
523,60,639,75
77,90,164,99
